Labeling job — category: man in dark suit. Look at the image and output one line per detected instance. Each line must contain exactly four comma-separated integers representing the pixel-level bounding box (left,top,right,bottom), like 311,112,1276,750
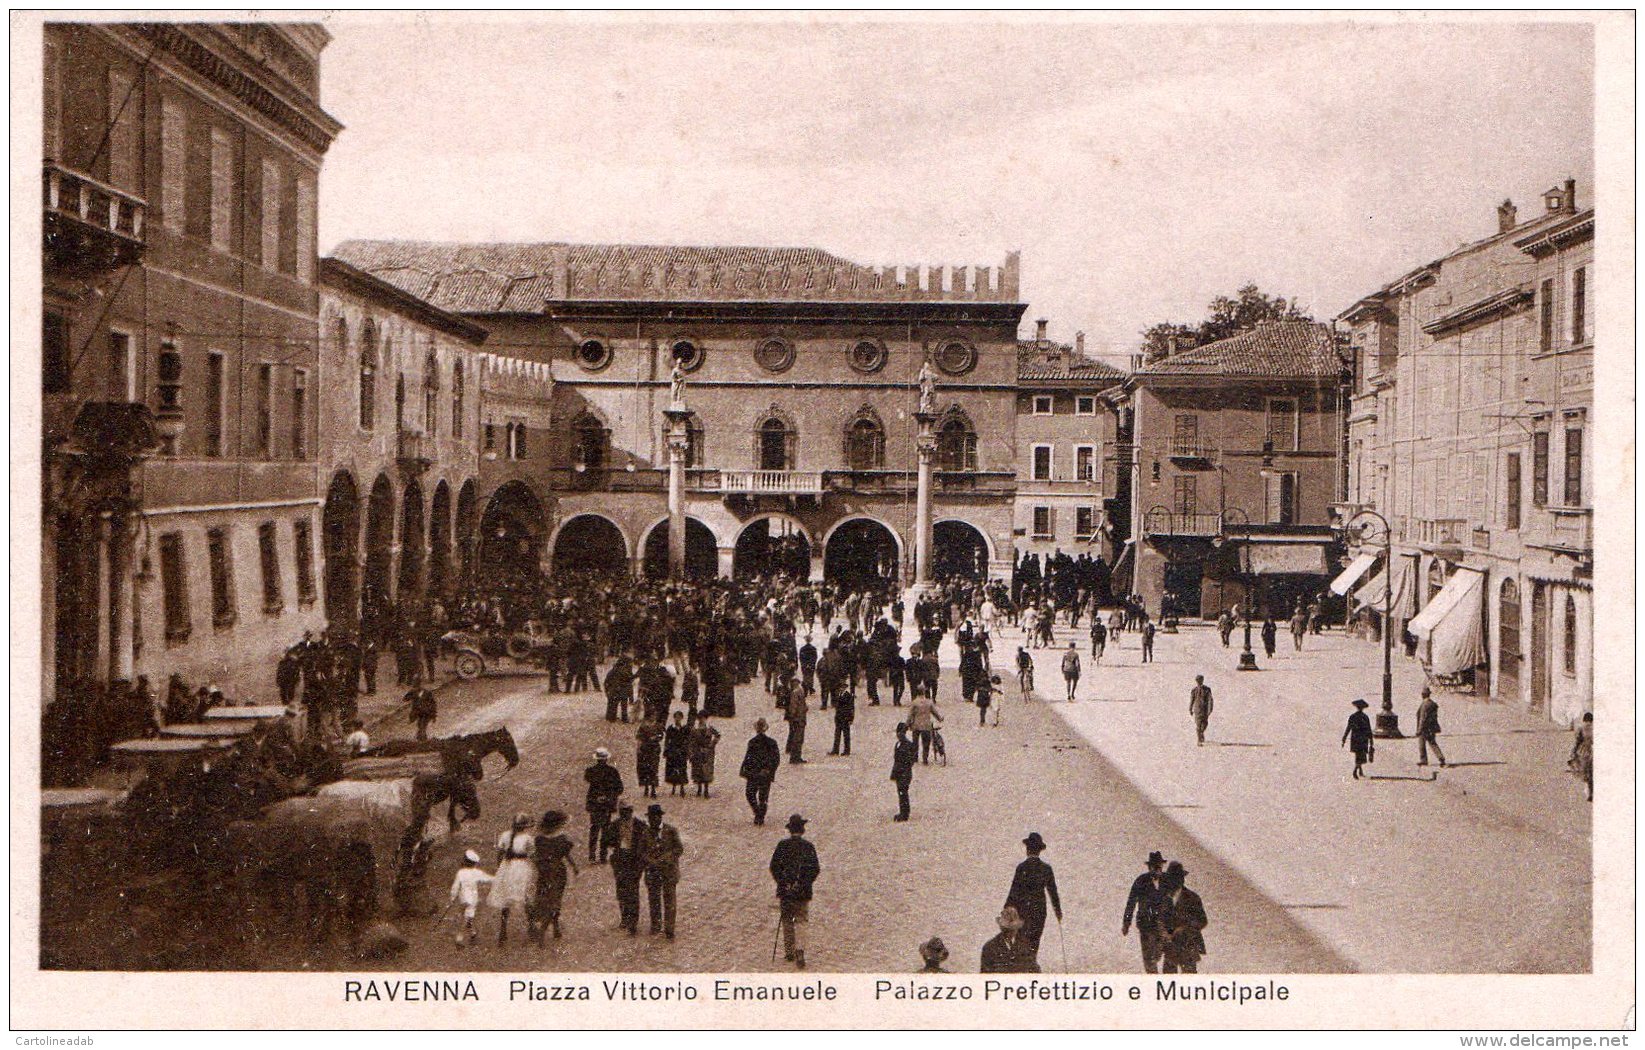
601,802,646,935
604,652,635,723
1122,850,1170,973
830,689,856,756
890,722,918,823
1160,861,1208,974
769,813,821,969
739,719,781,825
816,645,844,710
584,748,624,863
1189,676,1213,747
1006,832,1063,960
641,803,685,938
980,906,1040,973
1414,686,1447,767
798,636,819,697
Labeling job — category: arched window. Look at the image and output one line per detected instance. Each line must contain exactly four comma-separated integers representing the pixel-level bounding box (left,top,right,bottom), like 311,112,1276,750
573,413,609,474
937,411,977,472
756,413,796,471
1563,595,1579,676
356,319,375,430
451,361,464,439
423,351,439,434
845,409,885,471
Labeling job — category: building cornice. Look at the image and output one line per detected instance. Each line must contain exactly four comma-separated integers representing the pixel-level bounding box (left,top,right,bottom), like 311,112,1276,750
1420,285,1534,337
1515,211,1595,258
321,258,490,344
533,299,1028,326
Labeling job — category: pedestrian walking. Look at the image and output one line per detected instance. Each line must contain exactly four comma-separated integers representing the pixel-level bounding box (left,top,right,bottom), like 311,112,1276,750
1160,861,1208,974
688,713,722,797
490,813,537,945
641,803,684,938
1017,646,1034,699
1121,850,1170,973
602,802,646,935
448,849,494,947
635,715,664,798
1060,642,1081,701
907,691,942,764
1307,597,1323,635
604,652,635,723
1141,618,1156,663
782,672,810,764
1414,686,1447,768
890,722,917,822
1343,698,1375,779
1217,610,1234,649
1090,617,1107,661
1005,832,1063,961
739,718,781,825
830,688,856,756
976,674,999,726
528,810,577,944
1189,675,1213,746
408,686,437,741
583,748,623,863
1290,606,1307,651
1261,616,1278,659
770,813,821,969
1569,712,1593,801
663,710,691,796
980,906,1040,973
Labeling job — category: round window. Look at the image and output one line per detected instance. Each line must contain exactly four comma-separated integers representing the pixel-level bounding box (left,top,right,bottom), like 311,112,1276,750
849,339,888,374
671,340,705,373
576,339,612,371
755,337,795,374
935,340,977,376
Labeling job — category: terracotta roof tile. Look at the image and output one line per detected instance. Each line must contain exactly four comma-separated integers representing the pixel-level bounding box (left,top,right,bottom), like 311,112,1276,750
1137,321,1344,379
1016,341,1127,384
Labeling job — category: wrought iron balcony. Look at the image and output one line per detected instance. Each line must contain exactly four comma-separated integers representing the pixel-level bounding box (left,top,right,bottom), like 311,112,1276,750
720,470,826,496
44,162,146,275
1167,439,1218,464
1143,509,1224,537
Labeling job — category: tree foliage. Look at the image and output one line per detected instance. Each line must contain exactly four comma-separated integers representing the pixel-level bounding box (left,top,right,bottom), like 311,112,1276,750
1140,284,1315,363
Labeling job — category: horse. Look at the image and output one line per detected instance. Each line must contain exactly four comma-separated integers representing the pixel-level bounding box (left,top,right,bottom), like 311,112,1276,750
362,726,519,778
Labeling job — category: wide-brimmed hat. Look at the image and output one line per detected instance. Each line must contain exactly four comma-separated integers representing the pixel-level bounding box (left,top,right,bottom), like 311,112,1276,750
617,801,634,814
512,812,532,830
1352,699,1369,709
997,906,1024,931
1165,860,1188,878
647,803,664,817
463,849,480,864
1023,832,1046,851
785,814,808,833
1146,850,1166,867
593,747,611,760
920,937,949,963
539,810,566,832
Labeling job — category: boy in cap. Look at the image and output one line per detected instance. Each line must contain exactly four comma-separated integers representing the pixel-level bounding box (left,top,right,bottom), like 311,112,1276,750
769,814,821,969
448,849,493,947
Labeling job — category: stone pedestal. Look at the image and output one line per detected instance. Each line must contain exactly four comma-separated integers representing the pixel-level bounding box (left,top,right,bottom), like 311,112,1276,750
1373,698,1405,738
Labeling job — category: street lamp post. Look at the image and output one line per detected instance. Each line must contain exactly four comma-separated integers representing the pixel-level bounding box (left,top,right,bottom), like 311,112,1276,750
1221,507,1259,671
1345,509,1401,736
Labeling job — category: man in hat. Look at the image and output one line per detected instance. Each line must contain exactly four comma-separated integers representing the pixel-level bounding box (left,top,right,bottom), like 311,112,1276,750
1343,699,1375,778
1005,832,1063,960
1189,675,1214,746
980,905,1040,973
890,722,918,822
1414,686,1447,768
602,802,647,935
739,719,781,825
769,814,822,969
641,803,685,938
1121,850,1170,973
829,687,855,756
781,671,809,764
604,651,635,723
1160,860,1208,974
584,748,624,863
917,937,950,973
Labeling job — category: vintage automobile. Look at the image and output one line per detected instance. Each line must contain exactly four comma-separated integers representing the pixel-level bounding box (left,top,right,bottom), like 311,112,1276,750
442,625,554,679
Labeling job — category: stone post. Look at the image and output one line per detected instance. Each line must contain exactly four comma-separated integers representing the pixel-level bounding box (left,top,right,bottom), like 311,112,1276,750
913,410,937,591
664,404,692,580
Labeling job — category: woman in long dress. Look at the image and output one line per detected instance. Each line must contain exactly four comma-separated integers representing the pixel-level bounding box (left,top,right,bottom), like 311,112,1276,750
663,710,691,796
491,812,537,944
688,714,722,798
528,810,578,943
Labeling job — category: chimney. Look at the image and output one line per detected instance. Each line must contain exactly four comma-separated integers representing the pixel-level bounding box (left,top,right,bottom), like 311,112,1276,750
1497,199,1517,233
1564,177,1577,213
1075,331,1086,355
1035,318,1048,344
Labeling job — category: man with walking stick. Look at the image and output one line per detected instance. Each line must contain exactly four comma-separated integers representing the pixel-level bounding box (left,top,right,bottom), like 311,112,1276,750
769,813,821,969
1005,832,1063,968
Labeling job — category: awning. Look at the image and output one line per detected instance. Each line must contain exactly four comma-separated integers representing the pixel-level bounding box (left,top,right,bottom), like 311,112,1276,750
1352,558,1414,618
1407,567,1485,675
1330,553,1378,595
1245,539,1331,575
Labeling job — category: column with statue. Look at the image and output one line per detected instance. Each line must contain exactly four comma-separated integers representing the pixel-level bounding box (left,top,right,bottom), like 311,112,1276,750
664,363,691,580
912,358,938,591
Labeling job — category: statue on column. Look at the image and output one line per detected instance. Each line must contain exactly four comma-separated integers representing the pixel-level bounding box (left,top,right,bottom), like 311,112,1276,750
670,361,686,409
917,357,937,415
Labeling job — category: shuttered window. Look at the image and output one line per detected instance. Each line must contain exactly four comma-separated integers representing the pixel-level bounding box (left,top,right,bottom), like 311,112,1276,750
207,527,236,627
258,522,282,614
1505,453,1521,529
159,532,191,642
1531,431,1549,507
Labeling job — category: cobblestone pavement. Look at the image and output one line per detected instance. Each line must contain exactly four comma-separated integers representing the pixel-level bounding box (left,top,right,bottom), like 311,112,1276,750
1036,619,1591,974
277,620,1348,974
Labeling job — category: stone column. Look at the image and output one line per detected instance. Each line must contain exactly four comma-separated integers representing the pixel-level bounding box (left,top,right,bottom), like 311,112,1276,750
913,411,937,590
664,405,691,580
716,546,736,580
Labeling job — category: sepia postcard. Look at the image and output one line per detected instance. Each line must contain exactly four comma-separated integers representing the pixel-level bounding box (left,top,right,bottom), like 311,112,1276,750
9,8,1634,1033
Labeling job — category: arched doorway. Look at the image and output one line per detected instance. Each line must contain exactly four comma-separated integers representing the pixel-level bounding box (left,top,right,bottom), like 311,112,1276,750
428,480,453,603
362,474,396,645
641,518,718,581
455,479,478,585
824,518,901,589
734,516,812,580
1498,577,1521,701
550,513,628,579
398,481,426,612
933,519,990,581
479,481,548,582
322,471,361,638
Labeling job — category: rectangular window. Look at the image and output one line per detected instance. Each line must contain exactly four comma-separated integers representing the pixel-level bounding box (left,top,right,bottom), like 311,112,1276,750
1032,506,1052,539
161,99,187,232
1172,474,1197,517
1539,278,1555,353
1075,444,1096,482
1265,471,1299,525
1571,267,1587,345
106,69,137,191
159,532,191,642
1075,506,1097,540
1532,430,1549,507
1563,427,1584,507
510,418,529,460
1075,396,1096,416
452,366,465,439
1505,452,1522,529
1172,413,1199,454
257,521,282,614
43,313,70,394
260,158,283,270
1266,397,1298,451
291,369,309,459
107,330,133,401
207,527,236,627
255,363,273,458
1032,445,1052,481
295,172,316,283
484,422,497,453
293,519,317,605
209,127,233,251
1032,395,1053,416
205,351,225,457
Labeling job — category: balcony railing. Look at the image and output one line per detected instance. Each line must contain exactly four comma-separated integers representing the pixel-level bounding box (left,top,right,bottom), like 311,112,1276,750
1167,439,1218,461
720,470,826,496
1543,507,1593,556
1144,509,1224,537
1413,517,1468,546
44,162,146,273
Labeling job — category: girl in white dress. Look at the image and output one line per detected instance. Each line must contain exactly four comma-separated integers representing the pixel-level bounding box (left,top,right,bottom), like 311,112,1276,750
491,812,537,945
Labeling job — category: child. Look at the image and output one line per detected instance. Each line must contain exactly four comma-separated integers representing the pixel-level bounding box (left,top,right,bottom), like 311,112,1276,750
344,720,371,756
449,849,494,947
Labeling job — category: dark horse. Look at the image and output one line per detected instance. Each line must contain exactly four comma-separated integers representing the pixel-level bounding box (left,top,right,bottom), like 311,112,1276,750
365,727,520,779
402,751,484,854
